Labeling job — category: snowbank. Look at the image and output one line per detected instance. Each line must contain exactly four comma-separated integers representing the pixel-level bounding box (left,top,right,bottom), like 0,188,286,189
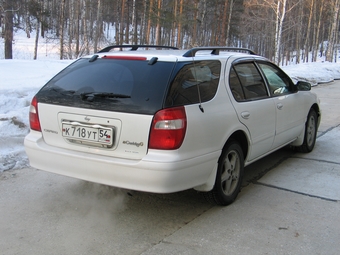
0,60,71,171
282,62,340,85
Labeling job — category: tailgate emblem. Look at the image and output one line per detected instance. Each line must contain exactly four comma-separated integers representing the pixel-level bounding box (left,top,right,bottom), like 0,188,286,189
123,141,144,147
84,116,91,122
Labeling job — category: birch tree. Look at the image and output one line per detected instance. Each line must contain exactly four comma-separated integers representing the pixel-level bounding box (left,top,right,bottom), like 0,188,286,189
93,0,102,52
59,0,66,59
326,0,340,62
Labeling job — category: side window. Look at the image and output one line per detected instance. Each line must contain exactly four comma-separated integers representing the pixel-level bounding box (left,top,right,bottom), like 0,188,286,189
230,62,268,101
229,67,245,101
165,61,221,107
258,63,293,96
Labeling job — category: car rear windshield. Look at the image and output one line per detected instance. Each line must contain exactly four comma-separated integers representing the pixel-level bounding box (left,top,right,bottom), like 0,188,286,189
36,58,176,115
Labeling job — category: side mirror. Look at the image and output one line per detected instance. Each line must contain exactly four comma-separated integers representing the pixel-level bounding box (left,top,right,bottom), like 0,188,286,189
296,81,311,91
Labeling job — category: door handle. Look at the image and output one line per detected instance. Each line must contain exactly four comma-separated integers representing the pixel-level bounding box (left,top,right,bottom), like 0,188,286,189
277,103,283,110
241,111,250,119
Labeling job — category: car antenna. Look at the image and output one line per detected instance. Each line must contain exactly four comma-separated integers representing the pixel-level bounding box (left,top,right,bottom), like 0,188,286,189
191,57,204,113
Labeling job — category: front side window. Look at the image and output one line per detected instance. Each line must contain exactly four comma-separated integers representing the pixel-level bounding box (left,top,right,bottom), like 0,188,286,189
229,62,268,101
165,60,221,107
258,63,293,96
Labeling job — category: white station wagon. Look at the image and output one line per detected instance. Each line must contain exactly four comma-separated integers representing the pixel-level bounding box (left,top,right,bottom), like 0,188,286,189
25,46,321,205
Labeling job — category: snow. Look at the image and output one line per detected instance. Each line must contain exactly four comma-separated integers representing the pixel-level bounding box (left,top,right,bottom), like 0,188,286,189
1,32,340,171
282,62,340,85
0,59,72,171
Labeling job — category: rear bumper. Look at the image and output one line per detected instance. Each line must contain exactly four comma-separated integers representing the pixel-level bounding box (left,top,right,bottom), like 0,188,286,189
24,131,219,193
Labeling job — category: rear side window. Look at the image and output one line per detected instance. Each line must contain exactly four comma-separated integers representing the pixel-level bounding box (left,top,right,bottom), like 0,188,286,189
37,58,176,114
229,62,268,101
165,61,221,107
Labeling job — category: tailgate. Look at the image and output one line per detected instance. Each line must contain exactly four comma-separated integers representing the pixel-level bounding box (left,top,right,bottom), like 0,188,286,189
38,103,153,160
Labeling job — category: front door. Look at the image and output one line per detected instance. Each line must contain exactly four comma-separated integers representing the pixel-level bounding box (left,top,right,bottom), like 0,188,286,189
257,62,306,149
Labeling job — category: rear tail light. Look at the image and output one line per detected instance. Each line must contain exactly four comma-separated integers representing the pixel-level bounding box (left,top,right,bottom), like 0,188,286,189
149,106,187,150
29,96,41,131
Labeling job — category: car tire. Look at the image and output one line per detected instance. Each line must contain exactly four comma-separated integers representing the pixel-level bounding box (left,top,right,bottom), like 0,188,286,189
297,108,318,153
204,141,244,206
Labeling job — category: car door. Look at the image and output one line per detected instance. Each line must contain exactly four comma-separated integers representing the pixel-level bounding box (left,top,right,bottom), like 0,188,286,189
257,62,306,149
228,61,276,161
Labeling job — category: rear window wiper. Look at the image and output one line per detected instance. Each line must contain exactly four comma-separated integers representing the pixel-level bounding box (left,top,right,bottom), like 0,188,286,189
80,92,131,101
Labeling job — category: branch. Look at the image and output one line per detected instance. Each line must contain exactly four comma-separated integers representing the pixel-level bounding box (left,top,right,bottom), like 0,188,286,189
0,4,20,13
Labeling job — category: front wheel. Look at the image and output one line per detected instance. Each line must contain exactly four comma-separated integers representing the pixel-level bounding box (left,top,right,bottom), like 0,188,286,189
204,141,244,206
297,109,318,153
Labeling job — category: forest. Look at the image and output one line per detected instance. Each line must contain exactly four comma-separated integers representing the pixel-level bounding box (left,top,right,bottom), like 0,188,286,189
1,0,340,65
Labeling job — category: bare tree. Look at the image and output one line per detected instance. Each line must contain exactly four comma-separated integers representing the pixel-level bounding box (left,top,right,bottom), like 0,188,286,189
59,0,66,59
1,0,19,59
155,0,162,45
93,0,102,52
326,0,340,62
176,0,183,48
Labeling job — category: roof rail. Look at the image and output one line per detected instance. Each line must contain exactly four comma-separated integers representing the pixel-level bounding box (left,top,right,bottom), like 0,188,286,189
98,45,179,53
183,47,256,57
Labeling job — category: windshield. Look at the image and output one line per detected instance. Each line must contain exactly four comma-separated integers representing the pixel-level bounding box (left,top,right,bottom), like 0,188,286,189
37,58,176,114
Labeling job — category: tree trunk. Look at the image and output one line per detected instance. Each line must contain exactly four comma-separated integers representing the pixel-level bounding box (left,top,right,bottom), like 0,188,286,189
146,0,154,44
226,0,235,46
295,0,303,64
177,0,183,48
132,0,138,44
171,0,177,47
94,0,102,53
274,0,287,65
120,0,126,45
220,0,228,45
4,0,14,59
326,0,340,62
26,9,31,38
191,0,199,46
59,0,66,59
303,0,314,62
199,0,207,45
75,0,80,57
312,0,324,62
33,18,40,60
155,0,162,45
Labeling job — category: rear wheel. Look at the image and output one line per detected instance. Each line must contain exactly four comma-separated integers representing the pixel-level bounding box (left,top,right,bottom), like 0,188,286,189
204,141,244,206
297,109,318,153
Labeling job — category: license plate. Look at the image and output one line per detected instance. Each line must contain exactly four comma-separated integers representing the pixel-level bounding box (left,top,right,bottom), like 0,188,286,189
62,122,114,146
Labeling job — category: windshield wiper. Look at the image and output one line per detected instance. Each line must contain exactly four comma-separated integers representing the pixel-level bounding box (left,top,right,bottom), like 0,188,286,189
80,92,131,101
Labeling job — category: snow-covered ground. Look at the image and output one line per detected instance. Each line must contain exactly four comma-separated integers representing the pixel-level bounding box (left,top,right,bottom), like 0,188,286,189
1,32,340,171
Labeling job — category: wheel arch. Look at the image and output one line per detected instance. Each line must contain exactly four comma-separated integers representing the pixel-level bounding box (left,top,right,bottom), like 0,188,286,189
225,130,249,160
194,129,249,193
311,103,321,127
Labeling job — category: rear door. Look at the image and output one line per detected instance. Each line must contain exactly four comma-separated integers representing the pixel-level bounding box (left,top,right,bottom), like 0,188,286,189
228,61,276,161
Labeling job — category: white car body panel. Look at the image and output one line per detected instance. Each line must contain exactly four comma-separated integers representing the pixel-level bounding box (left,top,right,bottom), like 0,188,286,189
230,97,276,161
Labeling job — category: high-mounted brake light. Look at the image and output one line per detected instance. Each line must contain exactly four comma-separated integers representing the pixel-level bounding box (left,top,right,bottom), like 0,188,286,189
149,107,187,150
29,96,41,131
102,56,147,61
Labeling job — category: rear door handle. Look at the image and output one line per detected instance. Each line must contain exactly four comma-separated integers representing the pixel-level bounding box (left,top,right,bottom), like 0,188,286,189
241,111,250,119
